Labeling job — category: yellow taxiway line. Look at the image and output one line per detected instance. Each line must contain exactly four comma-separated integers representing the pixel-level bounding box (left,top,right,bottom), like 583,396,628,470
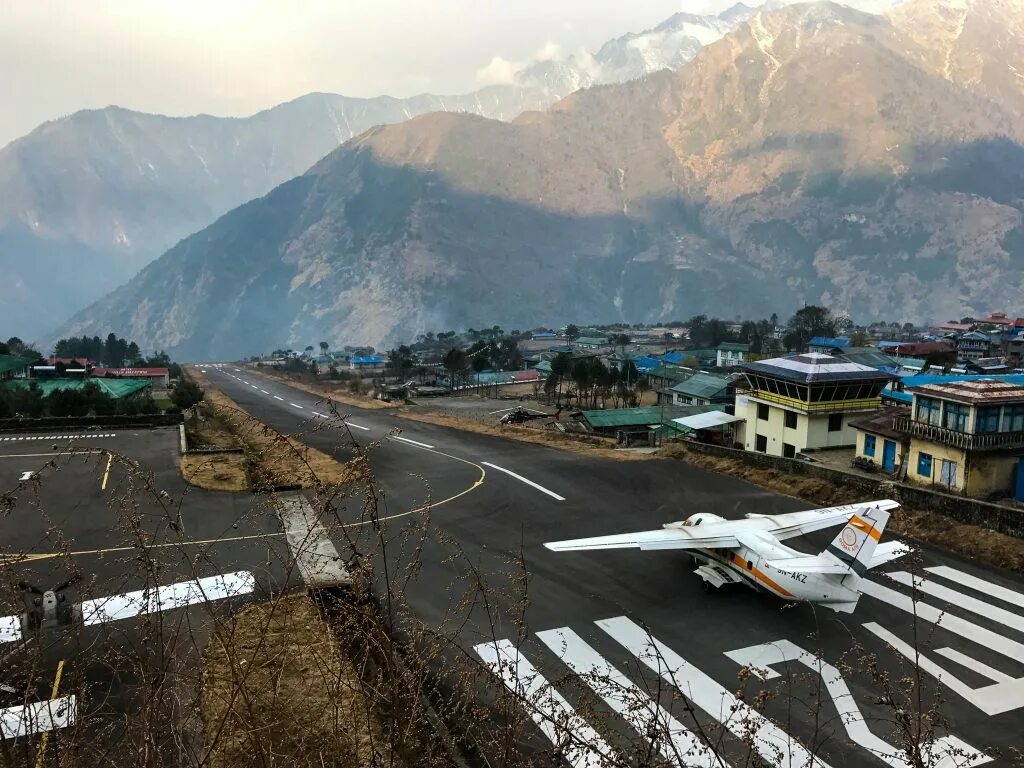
34,658,66,767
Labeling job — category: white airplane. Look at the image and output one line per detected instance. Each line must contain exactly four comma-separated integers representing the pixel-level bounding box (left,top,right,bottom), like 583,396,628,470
544,500,910,613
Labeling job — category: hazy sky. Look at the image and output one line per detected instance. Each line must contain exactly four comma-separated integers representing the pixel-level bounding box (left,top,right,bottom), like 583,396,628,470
2,0,767,148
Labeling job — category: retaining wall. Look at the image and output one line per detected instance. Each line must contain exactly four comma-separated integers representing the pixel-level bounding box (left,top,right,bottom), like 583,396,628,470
676,441,1024,539
0,413,184,433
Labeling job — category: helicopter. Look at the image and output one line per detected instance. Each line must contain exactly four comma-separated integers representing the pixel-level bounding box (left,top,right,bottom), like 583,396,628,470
494,405,563,425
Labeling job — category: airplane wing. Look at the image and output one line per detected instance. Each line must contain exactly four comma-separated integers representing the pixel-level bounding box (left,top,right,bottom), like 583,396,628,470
762,500,901,541
544,527,740,552
867,540,913,569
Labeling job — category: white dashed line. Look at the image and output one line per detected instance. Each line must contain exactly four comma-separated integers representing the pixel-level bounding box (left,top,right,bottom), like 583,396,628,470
345,421,371,431
390,435,434,449
260,389,269,394
290,403,304,410
481,462,565,501
273,396,284,401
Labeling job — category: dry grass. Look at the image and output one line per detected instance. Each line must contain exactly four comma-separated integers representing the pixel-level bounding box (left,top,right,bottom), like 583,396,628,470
250,367,396,410
660,443,1024,572
398,410,655,461
180,453,249,492
188,367,356,489
202,594,398,768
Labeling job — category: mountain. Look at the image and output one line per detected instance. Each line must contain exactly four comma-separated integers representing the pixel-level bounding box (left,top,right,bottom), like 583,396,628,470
2,5,774,341
59,0,1024,359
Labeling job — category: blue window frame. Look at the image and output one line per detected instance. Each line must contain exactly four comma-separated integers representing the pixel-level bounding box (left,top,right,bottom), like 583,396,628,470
976,406,1001,434
917,452,933,478
916,397,941,426
863,434,876,457
1008,405,1024,433
943,402,969,432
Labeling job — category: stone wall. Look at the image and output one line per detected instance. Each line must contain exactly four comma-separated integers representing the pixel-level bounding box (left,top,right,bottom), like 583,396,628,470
675,440,1024,539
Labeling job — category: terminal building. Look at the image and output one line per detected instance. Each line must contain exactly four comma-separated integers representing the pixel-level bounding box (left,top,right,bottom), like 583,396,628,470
734,353,892,458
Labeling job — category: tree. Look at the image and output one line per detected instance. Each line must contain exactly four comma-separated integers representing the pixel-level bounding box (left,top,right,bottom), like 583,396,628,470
549,353,572,406
126,341,141,364
471,354,489,391
170,379,204,410
442,348,468,389
783,306,838,352
320,341,329,355
304,345,314,357
564,324,580,343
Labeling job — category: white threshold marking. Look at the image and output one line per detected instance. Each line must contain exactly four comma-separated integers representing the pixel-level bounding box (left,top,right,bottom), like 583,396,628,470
475,639,615,768
344,420,370,431
887,571,1024,634
536,627,719,767
927,565,1024,609
390,435,434,449
0,572,256,647
481,462,565,501
289,403,303,409
273,395,284,401
1,696,77,740
599,615,831,768
934,647,1016,684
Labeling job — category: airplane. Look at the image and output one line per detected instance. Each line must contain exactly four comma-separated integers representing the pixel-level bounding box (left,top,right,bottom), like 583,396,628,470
544,500,910,613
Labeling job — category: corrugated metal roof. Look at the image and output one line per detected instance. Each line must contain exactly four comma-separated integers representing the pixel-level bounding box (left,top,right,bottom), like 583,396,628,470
907,378,1024,404
5,378,151,399
740,353,891,384
809,337,850,348
646,365,694,384
579,405,707,429
670,371,730,399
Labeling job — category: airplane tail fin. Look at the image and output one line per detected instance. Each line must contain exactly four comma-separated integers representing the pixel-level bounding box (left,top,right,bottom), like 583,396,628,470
822,505,891,579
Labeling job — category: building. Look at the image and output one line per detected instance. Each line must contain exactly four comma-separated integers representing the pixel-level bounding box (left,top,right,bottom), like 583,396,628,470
850,408,912,473
91,367,171,387
808,337,850,355
956,331,991,361
0,355,33,382
576,405,715,447
349,356,384,371
884,340,955,359
734,353,892,458
575,336,609,350
894,379,1024,497
964,358,1012,375
669,371,732,407
1007,333,1024,368
715,342,750,368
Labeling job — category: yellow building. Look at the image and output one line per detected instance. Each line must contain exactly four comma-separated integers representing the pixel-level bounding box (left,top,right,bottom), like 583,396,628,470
734,353,892,458
892,379,1024,496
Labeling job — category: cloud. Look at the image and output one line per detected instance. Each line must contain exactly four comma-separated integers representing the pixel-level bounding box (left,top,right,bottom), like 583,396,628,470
475,56,524,85
475,40,565,85
534,41,562,62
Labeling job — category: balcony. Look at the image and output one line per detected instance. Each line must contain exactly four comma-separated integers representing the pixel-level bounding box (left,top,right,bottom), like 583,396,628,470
894,416,1024,451
741,389,881,414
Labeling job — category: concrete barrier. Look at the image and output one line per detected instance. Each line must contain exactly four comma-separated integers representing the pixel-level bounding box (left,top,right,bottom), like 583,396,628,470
0,413,184,433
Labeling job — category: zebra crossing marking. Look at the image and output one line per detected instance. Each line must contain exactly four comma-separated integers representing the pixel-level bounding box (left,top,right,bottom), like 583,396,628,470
886,571,1024,633
536,627,721,768
926,565,1024,609
475,638,616,768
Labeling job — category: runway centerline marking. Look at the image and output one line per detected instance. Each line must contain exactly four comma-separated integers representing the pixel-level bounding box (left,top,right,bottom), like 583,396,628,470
481,461,565,501
344,420,370,431
260,389,270,394
391,435,433,449
273,395,284,401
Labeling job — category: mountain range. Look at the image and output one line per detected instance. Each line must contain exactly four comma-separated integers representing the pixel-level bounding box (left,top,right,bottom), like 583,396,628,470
1,3,777,338
55,0,1024,359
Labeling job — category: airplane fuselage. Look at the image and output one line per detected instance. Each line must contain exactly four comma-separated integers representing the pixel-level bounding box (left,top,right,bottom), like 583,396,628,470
693,542,861,610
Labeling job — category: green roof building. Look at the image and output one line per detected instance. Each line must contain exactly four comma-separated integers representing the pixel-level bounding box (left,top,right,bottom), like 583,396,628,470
4,378,152,399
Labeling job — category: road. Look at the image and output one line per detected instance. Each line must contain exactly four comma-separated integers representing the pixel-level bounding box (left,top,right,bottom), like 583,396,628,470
0,426,296,763
198,364,1024,768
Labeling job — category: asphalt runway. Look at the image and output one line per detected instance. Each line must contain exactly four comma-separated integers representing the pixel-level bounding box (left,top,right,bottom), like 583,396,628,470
203,363,1024,767
0,426,296,764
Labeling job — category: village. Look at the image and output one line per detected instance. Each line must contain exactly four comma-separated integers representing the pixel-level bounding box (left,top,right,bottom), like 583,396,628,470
248,308,1024,505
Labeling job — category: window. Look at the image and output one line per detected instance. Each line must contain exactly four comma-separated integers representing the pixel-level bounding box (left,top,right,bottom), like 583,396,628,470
783,443,796,459
917,452,933,478
784,411,797,429
916,397,941,426
1008,404,1024,432
864,434,876,457
976,406,1001,434
828,413,843,432
943,402,969,432
757,403,769,421
755,434,768,453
